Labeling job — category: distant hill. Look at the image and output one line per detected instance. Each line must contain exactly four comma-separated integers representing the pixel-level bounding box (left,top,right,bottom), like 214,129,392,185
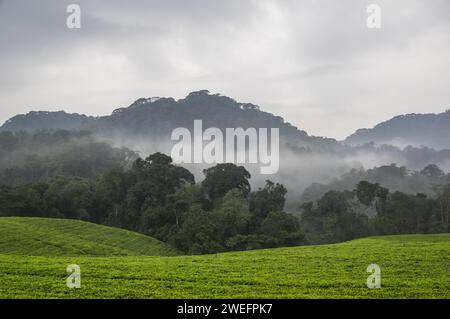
1,111,93,132
345,110,450,150
3,93,450,154
0,90,339,151
3,91,450,196
0,217,179,256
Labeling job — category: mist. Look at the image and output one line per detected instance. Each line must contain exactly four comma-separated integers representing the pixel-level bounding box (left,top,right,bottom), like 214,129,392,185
94,132,450,212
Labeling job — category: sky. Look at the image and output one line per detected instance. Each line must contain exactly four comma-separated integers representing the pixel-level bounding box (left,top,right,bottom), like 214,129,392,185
0,0,449,140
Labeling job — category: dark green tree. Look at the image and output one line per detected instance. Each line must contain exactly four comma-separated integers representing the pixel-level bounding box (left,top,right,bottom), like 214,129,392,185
249,180,287,220
202,163,251,200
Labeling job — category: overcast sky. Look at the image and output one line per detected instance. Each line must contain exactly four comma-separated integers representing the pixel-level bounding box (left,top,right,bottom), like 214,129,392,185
0,0,449,139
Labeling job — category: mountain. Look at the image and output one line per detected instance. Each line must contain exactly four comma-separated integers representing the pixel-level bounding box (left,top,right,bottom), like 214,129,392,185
345,110,450,150
1,111,93,132
3,91,450,198
0,90,339,151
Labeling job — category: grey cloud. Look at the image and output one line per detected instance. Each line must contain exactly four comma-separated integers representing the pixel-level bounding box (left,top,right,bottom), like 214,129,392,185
0,0,449,139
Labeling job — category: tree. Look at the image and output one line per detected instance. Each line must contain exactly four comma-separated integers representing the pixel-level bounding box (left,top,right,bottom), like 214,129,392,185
142,184,204,241
433,184,450,232
170,207,222,254
202,163,251,200
131,152,195,206
301,190,370,243
356,181,388,208
212,189,251,243
249,180,287,221
258,211,304,247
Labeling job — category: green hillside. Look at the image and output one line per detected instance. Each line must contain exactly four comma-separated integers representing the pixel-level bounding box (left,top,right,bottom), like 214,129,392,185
0,228,448,298
0,217,179,256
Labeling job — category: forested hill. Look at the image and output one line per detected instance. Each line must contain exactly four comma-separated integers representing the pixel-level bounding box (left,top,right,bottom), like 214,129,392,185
0,90,338,151
4,91,450,175
1,111,93,132
345,110,450,150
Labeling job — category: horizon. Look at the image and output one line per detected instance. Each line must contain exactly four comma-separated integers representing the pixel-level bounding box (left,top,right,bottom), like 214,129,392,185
1,89,449,140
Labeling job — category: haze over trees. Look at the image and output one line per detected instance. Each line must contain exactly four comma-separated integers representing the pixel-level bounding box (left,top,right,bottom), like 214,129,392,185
0,152,306,254
0,150,448,253
345,110,450,150
0,91,336,152
301,163,450,204
2,92,450,191
3,90,450,218
300,180,448,244
0,130,137,186
0,91,449,254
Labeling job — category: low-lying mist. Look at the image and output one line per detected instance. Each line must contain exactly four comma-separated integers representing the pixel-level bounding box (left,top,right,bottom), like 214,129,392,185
97,133,450,212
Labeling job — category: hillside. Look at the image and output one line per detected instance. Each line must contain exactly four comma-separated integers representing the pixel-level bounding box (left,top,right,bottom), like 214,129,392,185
0,90,338,151
0,217,179,256
345,110,450,150
3,92,450,195
1,111,93,132
0,233,448,298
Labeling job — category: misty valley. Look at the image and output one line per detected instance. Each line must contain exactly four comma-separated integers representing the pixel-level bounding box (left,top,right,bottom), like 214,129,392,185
0,91,448,255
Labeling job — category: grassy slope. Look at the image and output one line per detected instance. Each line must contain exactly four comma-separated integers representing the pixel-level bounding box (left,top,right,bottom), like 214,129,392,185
0,217,179,256
0,229,448,298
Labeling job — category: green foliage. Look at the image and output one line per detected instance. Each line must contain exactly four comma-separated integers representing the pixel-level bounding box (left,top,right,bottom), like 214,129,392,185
168,184,304,253
433,184,450,232
1,148,448,255
301,191,370,244
0,130,137,186
202,163,251,200
0,153,306,254
302,181,448,244
355,180,388,216
250,180,287,220
258,211,305,247
171,207,222,254
301,163,450,203
99,153,195,234
212,189,251,244
0,217,178,256
0,234,448,298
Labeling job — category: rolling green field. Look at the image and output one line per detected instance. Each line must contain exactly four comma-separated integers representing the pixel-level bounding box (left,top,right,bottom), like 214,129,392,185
0,217,448,299
0,217,178,256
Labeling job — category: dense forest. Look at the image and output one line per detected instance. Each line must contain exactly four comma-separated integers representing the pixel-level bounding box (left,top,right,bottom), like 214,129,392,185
0,130,137,186
345,109,450,150
0,131,448,254
301,163,450,203
301,181,449,243
0,152,304,253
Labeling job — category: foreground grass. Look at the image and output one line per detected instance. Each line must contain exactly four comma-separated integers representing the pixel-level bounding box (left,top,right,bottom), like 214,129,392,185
0,233,448,298
0,217,178,256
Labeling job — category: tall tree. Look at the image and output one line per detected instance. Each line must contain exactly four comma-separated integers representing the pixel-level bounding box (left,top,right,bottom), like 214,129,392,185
202,163,251,200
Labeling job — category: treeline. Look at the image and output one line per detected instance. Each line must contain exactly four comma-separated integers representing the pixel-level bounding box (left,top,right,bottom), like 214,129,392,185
0,149,448,253
301,163,450,203
0,153,304,254
0,130,137,186
301,181,449,244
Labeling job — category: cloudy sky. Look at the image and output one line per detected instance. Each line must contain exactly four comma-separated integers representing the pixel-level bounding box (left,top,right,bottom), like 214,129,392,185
0,0,449,139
